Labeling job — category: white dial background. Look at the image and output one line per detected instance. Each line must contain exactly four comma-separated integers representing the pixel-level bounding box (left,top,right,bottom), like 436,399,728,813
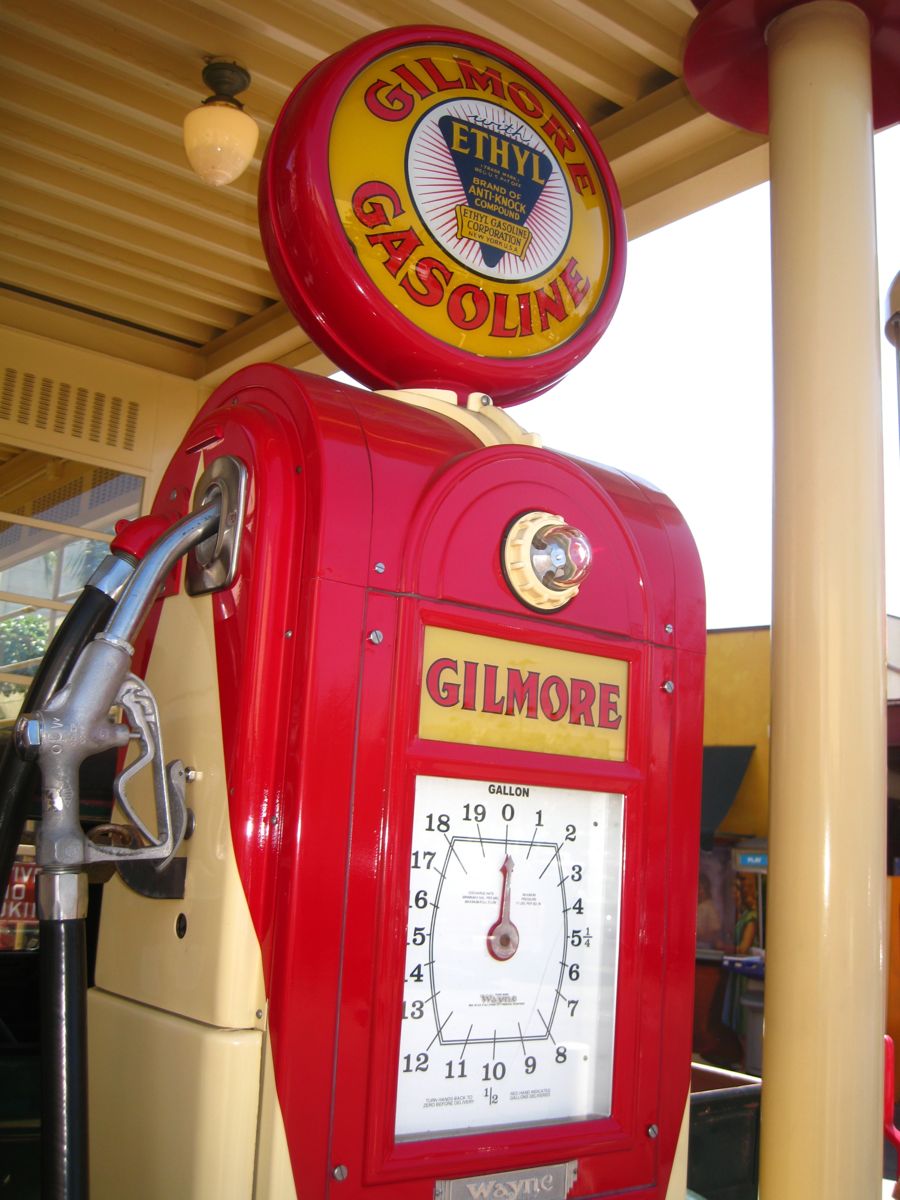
395,776,624,1141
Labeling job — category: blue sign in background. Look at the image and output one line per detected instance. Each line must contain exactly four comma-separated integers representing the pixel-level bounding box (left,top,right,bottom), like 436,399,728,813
736,850,768,871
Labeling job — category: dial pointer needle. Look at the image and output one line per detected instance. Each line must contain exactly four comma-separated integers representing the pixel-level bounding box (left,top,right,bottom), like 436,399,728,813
487,854,520,961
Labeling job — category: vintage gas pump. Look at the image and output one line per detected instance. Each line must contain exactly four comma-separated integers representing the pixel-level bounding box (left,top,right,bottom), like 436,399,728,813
15,27,704,1200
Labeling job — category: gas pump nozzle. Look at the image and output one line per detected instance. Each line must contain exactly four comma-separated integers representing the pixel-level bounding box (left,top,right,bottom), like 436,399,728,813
12,481,233,1200
15,499,222,880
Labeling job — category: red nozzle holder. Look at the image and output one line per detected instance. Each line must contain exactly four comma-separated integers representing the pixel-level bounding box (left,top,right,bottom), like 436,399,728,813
111,515,175,561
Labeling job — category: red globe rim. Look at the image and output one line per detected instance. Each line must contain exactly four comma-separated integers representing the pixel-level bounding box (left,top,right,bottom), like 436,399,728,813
259,26,626,407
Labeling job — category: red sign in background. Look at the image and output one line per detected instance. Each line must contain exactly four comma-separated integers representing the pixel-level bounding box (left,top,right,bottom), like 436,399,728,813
1,859,38,950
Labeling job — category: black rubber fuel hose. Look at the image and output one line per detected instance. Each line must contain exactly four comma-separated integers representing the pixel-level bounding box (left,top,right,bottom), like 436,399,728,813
40,912,89,1199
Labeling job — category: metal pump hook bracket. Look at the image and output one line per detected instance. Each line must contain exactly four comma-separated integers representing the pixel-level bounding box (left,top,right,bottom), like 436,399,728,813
186,455,248,596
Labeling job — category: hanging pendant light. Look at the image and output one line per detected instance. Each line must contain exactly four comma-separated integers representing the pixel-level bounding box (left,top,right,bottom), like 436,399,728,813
183,60,259,187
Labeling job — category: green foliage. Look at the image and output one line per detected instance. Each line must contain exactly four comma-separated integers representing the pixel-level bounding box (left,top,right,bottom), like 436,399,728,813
0,611,50,696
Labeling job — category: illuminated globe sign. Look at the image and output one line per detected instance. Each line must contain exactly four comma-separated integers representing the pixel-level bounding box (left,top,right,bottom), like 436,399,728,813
260,27,626,406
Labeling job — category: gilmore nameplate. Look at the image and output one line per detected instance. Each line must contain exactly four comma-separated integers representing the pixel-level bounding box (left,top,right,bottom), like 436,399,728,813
419,626,628,761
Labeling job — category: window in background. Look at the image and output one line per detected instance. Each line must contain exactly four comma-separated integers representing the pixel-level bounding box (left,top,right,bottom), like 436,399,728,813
0,441,143,721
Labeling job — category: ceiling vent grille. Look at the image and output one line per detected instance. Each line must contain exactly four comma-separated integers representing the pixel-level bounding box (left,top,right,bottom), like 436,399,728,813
1,367,141,455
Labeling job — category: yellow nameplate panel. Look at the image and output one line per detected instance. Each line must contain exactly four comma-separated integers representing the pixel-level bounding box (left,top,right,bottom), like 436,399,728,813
419,628,628,761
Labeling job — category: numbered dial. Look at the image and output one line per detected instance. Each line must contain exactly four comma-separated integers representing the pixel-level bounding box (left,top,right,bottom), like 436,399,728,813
396,777,624,1141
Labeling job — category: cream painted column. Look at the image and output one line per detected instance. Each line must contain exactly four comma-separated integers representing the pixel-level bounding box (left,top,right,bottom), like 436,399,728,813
762,4,886,1198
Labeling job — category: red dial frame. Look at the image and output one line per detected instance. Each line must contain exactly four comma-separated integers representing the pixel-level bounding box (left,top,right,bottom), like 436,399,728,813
345,601,654,1189
259,26,626,407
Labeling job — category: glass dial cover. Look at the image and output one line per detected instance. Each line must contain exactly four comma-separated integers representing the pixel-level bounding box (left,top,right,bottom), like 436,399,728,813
396,776,624,1141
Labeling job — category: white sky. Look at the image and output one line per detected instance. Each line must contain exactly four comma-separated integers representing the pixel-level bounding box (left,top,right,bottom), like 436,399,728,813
518,124,900,630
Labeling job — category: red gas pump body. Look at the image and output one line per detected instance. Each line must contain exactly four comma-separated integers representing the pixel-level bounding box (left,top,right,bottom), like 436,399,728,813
143,363,704,1199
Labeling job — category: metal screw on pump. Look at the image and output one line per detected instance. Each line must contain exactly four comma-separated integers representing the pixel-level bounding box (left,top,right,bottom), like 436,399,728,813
14,717,42,758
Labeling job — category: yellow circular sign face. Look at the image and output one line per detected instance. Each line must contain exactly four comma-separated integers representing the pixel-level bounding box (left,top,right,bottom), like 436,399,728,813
329,42,615,360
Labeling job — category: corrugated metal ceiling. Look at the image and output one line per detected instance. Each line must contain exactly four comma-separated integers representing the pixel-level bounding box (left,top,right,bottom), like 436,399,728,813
0,0,766,382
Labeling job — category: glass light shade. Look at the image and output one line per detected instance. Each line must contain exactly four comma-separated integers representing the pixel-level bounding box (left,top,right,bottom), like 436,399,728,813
183,101,259,187
531,523,592,590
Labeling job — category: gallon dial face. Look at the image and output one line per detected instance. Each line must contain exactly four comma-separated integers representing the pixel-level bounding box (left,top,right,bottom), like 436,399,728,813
395,776,624,1141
